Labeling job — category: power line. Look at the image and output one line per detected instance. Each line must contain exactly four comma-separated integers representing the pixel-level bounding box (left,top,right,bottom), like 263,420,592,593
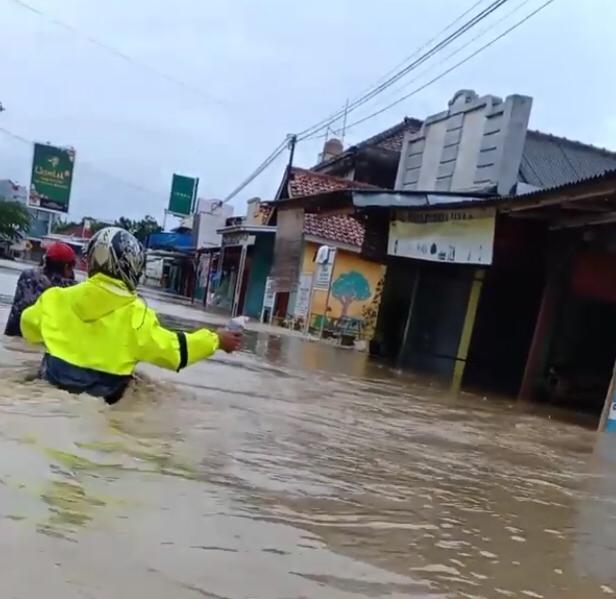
295,0,513,141
223,0,516,203
7,0,228,108
297,0,510,140
0,124,169,202
222,137,291,203
329,0,556,136
359,0,489,93
344,0,536,133
226,0,551,203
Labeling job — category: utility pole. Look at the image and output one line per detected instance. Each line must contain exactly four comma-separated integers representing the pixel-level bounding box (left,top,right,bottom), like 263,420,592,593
287,134,297,169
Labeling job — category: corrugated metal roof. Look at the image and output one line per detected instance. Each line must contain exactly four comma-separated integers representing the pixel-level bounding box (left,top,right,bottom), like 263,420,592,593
352,190,496,211
505,167,616,202
520,130,616,188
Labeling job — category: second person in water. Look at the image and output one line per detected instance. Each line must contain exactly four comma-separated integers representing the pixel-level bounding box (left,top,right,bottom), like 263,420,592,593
20,226,242,403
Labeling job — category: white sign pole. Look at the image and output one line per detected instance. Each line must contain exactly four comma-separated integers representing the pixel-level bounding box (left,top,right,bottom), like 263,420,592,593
318,247,337,338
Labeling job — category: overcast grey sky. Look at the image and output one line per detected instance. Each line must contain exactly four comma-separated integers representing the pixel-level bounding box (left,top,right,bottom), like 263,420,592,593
0,0,614,222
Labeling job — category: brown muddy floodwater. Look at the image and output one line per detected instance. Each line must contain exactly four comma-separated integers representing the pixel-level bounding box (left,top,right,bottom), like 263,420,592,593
0,264,615,598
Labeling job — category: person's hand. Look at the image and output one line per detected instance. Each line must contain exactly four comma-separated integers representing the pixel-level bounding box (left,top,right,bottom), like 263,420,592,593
217,329,242,353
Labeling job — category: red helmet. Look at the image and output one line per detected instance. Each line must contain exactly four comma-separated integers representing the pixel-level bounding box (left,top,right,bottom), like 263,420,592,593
46,242,77,264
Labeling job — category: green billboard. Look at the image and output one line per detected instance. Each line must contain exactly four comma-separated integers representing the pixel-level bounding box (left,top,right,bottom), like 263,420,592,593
29,143,75,213
168,174,198,216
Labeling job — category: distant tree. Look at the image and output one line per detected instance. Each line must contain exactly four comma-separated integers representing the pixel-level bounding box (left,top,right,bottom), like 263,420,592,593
88,219,108,234
53,217,108,235
331,271,371,317
113,215,161,243
0,201,30,242
53,216,160,242
52,219,81,234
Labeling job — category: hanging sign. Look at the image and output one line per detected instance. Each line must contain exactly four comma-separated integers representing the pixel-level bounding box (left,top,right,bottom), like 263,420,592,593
169,174,199,216
388,207,495,265
313,246,337,290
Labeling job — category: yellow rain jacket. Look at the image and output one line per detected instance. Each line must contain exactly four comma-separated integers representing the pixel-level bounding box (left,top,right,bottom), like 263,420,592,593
21,273,219,398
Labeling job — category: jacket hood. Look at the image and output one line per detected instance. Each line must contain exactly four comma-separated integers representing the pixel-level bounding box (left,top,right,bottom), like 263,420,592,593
72,273,137,322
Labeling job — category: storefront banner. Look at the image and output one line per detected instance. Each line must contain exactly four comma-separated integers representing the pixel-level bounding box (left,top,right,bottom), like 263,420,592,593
388,207,495,265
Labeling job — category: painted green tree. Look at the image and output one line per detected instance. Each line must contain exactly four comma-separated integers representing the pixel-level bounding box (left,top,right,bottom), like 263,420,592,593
331,270,371,317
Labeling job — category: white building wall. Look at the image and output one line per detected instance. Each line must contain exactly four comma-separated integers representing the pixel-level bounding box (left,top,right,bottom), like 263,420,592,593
193,198,233,249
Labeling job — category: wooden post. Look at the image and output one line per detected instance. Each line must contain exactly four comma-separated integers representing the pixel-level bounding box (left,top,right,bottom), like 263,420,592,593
599,361,616,432
202,251,213,309
518,273,560,400
304,269,317,335
396,265,421,369
318,248,337,338
451,268,485,393
232,244,248,317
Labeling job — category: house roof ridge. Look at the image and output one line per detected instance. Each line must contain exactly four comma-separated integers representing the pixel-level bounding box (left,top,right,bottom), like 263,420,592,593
312,116,423,170
354,116,423,149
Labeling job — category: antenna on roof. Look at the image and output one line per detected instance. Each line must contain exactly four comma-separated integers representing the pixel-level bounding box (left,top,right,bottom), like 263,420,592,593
340,99,350,144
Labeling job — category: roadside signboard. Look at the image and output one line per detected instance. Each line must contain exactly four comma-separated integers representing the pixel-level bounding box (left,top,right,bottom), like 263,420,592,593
169,174,199,216
388,207,496,265
29,143,75,213
313,247,337,290
263,277,276,310
294,273,313,319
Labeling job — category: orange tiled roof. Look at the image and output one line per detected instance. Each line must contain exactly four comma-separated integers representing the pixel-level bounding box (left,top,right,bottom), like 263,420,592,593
304,213,364,248
287,167,378,198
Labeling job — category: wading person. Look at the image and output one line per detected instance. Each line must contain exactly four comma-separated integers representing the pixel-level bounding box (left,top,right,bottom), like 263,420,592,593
20,227,242,404
4,242,77,337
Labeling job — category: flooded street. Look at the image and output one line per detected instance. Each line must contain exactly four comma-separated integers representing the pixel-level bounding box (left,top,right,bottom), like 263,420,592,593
0,264,616,598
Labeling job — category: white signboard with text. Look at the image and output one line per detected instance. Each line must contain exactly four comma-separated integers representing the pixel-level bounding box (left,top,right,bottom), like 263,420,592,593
262,277,276,310
294,273,313,319
388,207,495,265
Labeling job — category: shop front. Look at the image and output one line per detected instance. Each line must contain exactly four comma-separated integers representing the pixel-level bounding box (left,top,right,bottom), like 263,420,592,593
211,224,275,318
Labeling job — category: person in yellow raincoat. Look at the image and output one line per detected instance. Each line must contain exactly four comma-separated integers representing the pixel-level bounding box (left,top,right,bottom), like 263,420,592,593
20,227,241,403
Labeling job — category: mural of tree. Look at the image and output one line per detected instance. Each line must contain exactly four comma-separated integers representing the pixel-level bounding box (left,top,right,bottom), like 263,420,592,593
331,270,371,317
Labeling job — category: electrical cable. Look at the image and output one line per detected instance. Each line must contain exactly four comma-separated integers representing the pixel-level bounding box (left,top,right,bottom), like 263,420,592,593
0,125,169,202
295,0,513,141
7,0,228,107
222,137,290,203
326,0,535,139
326,0,556,136
223,0,516,202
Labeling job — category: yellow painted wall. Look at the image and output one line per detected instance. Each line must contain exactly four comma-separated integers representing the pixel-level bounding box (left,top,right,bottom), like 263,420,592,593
301,241,386,324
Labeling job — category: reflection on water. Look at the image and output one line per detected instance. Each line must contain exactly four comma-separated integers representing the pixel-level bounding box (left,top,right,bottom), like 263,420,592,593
0,266,615,597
